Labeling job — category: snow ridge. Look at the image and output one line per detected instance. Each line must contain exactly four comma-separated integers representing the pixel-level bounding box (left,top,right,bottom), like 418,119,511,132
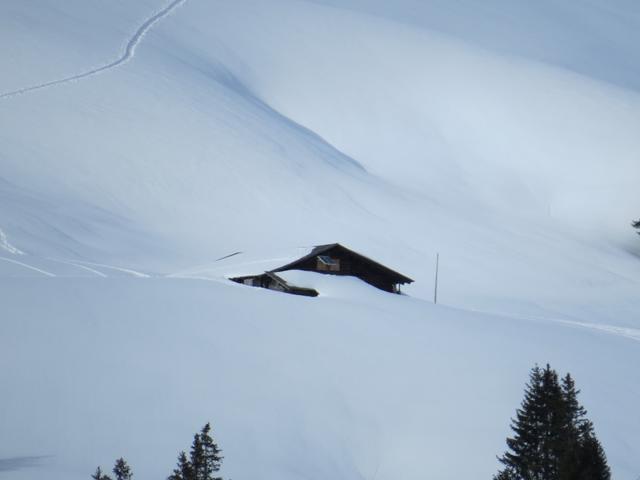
0,0,187,100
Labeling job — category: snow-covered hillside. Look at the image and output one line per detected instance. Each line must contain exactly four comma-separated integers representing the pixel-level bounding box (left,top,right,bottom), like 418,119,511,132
1,1,639,479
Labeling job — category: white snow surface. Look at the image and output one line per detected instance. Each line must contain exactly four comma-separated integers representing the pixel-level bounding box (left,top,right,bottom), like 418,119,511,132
1,0,640,479
172,246,317,280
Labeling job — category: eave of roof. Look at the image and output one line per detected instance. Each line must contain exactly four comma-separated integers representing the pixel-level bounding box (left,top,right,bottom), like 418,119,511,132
272,243,414,284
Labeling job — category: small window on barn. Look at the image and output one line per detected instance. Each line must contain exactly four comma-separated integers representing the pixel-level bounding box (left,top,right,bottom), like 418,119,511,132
317,255,340,272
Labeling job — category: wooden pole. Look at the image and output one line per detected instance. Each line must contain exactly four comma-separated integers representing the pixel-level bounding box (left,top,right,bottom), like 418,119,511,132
434,253,440,304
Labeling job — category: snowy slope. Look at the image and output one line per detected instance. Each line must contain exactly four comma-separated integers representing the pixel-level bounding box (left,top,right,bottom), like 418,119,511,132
198,0,640,232
2,278,639,480
312,0,640,92
1,0,640,478
1,0,638,317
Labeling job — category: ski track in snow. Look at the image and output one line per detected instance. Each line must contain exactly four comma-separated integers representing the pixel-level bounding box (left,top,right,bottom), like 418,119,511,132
0,257,56,277
0,0,187,100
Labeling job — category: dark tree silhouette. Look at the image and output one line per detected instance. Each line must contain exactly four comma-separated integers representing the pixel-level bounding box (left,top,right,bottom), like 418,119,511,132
495,365,566,480
113,458,133,480
168,424,223,480
90,424,224,480
168,451,194,480
494,365,610,480
91,466,113,480
191,423,223,480
560,374,610,480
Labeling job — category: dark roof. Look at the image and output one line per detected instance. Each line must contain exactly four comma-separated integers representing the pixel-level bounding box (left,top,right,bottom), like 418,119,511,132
271,243,414,284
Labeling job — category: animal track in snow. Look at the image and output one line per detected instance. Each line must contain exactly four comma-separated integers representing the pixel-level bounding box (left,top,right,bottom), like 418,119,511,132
0,0,187,100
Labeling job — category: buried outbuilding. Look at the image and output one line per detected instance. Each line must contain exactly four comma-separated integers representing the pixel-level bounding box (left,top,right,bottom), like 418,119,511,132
227,243,414,297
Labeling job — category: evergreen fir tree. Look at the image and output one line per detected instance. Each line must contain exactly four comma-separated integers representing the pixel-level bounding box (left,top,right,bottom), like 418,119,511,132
558,374,589,479
91,466,113,480
190,429,204,479
168,451,194,480
561,374,588,434
495,364,567,480
196,423,223,480
168,424,223,480
113,458,133,480
495,365,611,480
577,433,611,480
493,467,516,480
560,374,611,480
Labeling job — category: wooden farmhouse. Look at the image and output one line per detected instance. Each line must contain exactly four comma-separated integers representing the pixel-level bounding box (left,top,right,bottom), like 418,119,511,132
225,243,414,297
